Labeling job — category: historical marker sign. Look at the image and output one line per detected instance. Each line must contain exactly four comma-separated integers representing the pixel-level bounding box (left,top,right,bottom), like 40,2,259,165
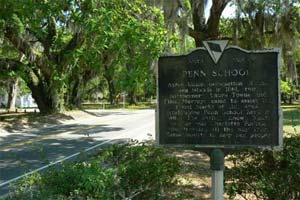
157,41,282,148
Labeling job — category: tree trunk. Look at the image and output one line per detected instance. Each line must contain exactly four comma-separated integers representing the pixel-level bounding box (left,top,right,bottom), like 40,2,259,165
189,0,229,47
7,78,19,111
287,54,298,86
104,74,116,105
280,0,298,86
190,0,206,47
206,0,228,40
107,79,116,105
25,72,63,114
29,82,55,114
68,78,82,109
250,9,265,49
128,91,137,105
67,74,83,109
233,3,240,45
101,52,117,105
67,70,94,109
125,46,138,105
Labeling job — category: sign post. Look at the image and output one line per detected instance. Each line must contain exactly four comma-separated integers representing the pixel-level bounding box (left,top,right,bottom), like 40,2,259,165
210,149,224,200
157,40,282,199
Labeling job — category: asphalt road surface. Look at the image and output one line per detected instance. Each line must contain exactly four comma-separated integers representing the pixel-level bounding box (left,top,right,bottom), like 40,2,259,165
0,109,155,196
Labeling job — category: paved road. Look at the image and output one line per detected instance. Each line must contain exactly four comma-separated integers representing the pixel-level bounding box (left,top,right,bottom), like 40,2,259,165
0,109,155,196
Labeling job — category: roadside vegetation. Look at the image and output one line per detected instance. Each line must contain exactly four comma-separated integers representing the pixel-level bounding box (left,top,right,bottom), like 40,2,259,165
1,105,299,200
3,142,182,200
225,104,300,200
225,135,300,200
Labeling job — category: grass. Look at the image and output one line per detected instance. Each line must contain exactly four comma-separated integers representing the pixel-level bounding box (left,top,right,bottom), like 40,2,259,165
282,105,300,136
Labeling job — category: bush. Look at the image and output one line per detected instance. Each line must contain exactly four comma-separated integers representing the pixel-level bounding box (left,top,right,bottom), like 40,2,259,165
281,80,300,104
5,142,180,200
225,135,300,200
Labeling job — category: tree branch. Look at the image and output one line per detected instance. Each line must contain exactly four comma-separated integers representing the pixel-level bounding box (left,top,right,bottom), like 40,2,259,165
65,31,85,53
190,0,206,32
46,17,57,47
43,17,57,61
188,27,204,42
25,17,57,62
206,0,230,39
5,27,34,60
0,58,25,72
4,26,52,77
58,30,85,69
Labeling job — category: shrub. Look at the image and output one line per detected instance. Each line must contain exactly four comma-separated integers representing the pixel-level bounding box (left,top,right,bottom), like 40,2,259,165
281,80,300,104
225,135,300,200
101,143,180,199
5,142,180,200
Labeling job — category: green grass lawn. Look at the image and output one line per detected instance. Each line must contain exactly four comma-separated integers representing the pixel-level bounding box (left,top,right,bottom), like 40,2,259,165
282,105,300,136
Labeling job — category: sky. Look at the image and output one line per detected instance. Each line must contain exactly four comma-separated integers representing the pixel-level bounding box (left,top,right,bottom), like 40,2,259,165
205,0,236,20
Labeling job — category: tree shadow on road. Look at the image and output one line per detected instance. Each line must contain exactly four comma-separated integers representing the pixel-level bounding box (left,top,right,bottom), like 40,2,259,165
0,112,74,132
80,109,136,117
0,109,138,133
0,123,124,149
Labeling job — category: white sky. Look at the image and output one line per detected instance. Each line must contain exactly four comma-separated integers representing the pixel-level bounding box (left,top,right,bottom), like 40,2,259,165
205,0,236,20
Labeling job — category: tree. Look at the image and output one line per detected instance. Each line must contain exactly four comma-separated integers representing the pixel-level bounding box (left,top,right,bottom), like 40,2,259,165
83,0,166,105
0,0,165,112
278,0,300,86
158,0,230,48
0,0,87,113
233,0,300,90
119,3,165,104
190,0,230,46
7,77,19,111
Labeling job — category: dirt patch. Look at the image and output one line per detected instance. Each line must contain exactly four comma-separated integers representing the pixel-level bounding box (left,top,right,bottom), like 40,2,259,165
170,149,239,200
169,149,212,199
0,110,94,132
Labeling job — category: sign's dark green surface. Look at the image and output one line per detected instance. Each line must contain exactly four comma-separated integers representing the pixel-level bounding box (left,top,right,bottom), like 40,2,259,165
158,47,280,147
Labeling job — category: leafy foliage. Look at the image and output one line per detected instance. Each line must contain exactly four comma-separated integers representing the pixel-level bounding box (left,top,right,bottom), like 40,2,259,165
281,80,300,104
225,136,300,200
5,143,180,200
0,0,166,112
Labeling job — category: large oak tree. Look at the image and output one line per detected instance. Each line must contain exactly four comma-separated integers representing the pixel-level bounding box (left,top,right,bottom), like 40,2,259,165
0,0,165,112
0,0,88,113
